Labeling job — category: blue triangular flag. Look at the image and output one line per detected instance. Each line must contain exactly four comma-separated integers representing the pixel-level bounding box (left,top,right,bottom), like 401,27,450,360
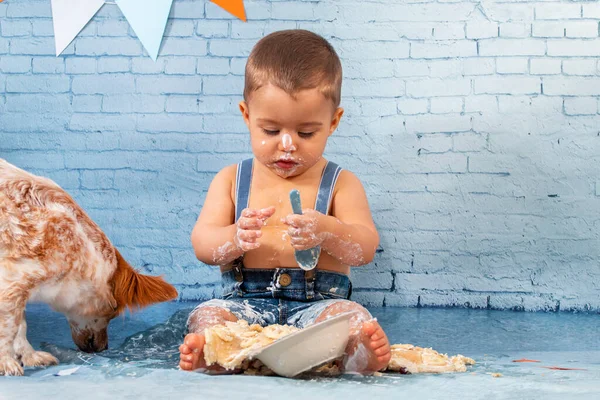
116,0,173,61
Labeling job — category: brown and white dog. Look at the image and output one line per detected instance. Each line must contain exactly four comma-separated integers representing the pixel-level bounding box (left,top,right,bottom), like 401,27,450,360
0,159,178,376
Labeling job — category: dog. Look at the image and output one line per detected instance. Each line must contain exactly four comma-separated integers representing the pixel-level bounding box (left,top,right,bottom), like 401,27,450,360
0,159,178,376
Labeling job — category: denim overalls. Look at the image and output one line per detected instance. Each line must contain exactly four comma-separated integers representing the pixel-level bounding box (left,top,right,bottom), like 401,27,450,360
189,158,361,329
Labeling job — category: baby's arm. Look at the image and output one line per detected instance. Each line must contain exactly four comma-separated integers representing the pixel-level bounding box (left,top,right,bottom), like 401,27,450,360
318,171,379,266
191,165,274,265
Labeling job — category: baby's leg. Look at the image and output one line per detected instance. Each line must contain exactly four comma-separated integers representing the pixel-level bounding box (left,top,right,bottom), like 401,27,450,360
179,301,238,373
313,300,391,374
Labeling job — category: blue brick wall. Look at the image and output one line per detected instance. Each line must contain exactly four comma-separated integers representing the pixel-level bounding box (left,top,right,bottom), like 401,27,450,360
1,0,599,312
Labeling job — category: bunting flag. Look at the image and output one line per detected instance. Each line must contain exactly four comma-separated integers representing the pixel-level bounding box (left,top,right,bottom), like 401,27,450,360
51,0,105,56
115,0,174,61
211,0,246,21
51,0,244,59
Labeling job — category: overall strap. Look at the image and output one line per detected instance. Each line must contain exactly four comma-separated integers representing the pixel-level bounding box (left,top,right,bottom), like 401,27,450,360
314,161,343,215
235,158,254,223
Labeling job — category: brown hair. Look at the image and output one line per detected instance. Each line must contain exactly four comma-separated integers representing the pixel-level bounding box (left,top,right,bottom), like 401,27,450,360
244,30,342,107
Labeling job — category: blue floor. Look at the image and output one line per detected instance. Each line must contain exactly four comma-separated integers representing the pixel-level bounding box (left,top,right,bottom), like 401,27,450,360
0,301,598,399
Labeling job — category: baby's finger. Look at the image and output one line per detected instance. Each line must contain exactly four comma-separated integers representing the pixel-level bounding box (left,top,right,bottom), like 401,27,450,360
288,227,303,237
238,217,264,230
258,206,276,219
290,236,311,246
238,229,262,242
239,241,260,251
282,214,303,227
240,208,259,218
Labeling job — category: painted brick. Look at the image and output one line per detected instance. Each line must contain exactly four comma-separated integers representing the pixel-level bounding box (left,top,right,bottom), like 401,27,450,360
429,59,462,78
496,58,528,74
7,1,52,18
165,96,199,113
196,20,229,38
499,23,530,38
411,41,476,59
465,95,497,113
70,113,136,132
32,20,54,37
564,97,597,116
160,37,208,56
272,2,316,21
462,58,495,76
530,59,561,75
430,97,463,114
532,21,565,38
164,58,196,75
433,23,466,40
407,79,471,97
344,78,405,97
565,21,598,38
97,57,130,73
164,20,195,37
66,58,96,74
203,75,244,95
73,75,135,94
342,40,412,60
481,4,534,22
75,38,142,56
544,77,600,95
345,60,394,79
583,4,600,19
548,40,600,56
397,99,428,115
97,20,131,37
6,75,70,93
9,37,59,56
80,170,114,190
405,115,472,134
394,60,430,77
535,4,581,20
32,57,65,74
102,94,165,114
453,132,488,152
1,20,32,37
466,22,498,39
135,76,201,94
196,57,230,75
72,95,102,112
474,77,541,95
0,56,31,73
479,39,545,56
563,59,597,76
209,39,255,57
132,58,164,74
5,94,71,113
137,114,204,133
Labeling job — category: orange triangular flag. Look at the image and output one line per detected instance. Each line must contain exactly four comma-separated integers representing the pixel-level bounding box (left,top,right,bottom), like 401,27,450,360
211,0,246,21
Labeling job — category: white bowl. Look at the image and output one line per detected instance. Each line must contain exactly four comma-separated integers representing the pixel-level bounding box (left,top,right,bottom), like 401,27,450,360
251,312,353,378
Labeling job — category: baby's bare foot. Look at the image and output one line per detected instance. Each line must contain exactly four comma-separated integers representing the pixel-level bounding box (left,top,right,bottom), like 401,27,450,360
179,333,234,374
360,320,391,373
179,333,206,371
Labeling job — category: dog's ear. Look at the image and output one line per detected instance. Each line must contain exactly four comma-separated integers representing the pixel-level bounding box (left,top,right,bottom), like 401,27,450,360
110,249,178,313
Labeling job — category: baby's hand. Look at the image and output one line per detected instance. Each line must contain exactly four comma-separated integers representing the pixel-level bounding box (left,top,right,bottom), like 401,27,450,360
234,207,276,252
282,209,325,251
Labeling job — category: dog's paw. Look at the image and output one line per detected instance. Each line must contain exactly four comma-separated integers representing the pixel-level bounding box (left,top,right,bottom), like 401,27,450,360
0,355,24,376
20,350,59,368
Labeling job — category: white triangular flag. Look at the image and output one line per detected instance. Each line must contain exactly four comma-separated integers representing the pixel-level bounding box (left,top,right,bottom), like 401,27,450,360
51,0,105,56
116,0,173,61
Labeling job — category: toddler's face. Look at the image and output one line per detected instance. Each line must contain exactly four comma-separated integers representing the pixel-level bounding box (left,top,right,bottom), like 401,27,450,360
240,84,343,178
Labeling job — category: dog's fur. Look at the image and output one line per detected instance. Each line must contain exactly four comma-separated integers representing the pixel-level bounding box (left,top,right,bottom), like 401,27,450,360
0,159,178,376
